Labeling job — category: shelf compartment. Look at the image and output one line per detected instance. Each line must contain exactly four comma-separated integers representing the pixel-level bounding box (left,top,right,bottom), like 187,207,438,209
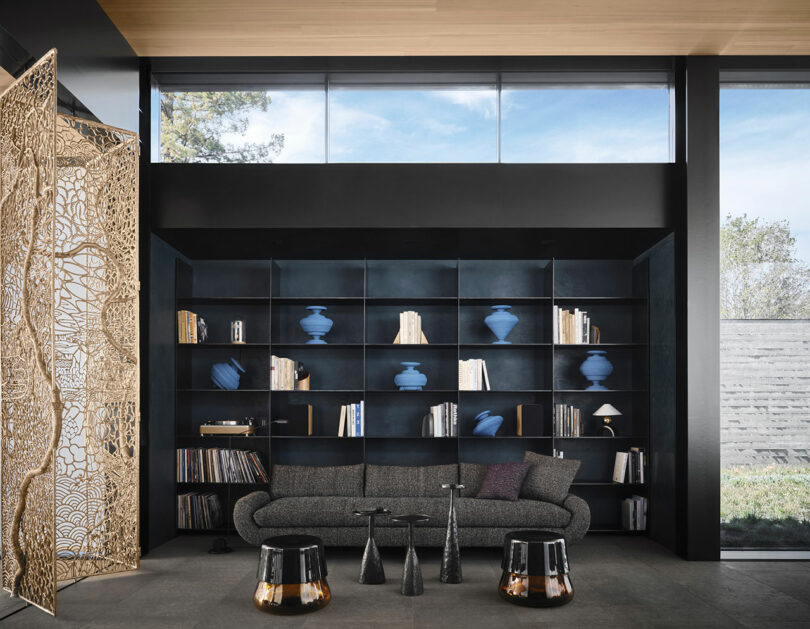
551,302,647,344
553,346,646,392
366,302,458,344
460,301,551,344
552,391,647,437
270,436,365,466
175,302,270,345
458,391,551,437
460,346,552,392
272,297,364,304
271,346,364,391
365,437,458,466
459,437,552,464
273,302,364,345
366,346,458,391
271,390,364,437
366,260,458,299
554,260,635,299
272,260,364,299
365,390,458,438
176,296,270,306
459,260,552,299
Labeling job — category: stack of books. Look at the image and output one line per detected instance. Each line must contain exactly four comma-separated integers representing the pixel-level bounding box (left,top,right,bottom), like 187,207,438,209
338,401,365,437
177,491,224,529
177,310,200,343
429,402,458,437
396,311,426,344
553,404,583,437
612,448,645,484
176,448,269,483
271,356,301,390
458,359,491,390
553,306,600,344
622,495,648,530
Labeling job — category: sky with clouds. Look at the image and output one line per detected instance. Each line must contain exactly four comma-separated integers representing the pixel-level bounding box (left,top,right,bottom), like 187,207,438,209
191,85,810,262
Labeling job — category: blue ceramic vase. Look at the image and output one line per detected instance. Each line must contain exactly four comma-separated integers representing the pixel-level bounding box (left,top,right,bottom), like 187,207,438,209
472,410,503,437
394,362,427,391
484,305,518,344
211,358,246,390
300,306,333,344
579,350,613,391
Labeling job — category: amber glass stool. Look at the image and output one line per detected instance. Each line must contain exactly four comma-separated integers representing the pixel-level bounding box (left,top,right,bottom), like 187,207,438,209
498,530,574,607
253,535,330,614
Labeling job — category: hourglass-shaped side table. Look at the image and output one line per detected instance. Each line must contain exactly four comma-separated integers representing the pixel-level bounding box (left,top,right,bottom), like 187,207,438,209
353,507,391,584
391,513,430,596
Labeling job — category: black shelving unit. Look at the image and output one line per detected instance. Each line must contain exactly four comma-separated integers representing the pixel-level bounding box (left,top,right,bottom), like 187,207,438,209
174,258,650,534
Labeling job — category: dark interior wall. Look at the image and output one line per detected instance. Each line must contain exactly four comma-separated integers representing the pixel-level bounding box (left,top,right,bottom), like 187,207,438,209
0,1,138,130
147,234,186,551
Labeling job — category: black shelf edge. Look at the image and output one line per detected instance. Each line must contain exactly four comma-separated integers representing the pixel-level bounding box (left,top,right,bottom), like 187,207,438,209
178,342,270,347
459,435,552,439
272,296,364,302
553,343,647,348
365,389,461,394
271,389,364,393
587,529,647,534
176,296,270,305
573,482,647,487
271,343,365,348
553,297,647,303
177,389,271,393
365,343,458,348
459,389,553,393
459,297,552,302
554,436,648,440
554,389,647,393
460,343,552,348
271,435,363,439
177,528,236,534
365,297,458,303
177,481,267,486
176,434,270,439
364,435,458,439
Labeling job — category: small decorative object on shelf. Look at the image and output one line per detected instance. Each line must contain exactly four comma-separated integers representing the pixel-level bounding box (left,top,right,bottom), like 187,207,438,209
197,316,209,343
517,404,543,436
472,410,503,437
420,412,434,437
485,305,519,344
199,419,255,436
299,306,333,344
354,508,391,584
394,310,429,344
296,363,310,390
391,514,430,596
440,483,464,584
579,350,613,390
211,357,246,390
499,530,574,607
230,319,245,344
254,535,331,614
593,403,622,436
394,361,427,391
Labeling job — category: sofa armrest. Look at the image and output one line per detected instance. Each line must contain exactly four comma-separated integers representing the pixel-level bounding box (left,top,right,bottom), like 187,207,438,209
562,493,591,542
233,491,272,545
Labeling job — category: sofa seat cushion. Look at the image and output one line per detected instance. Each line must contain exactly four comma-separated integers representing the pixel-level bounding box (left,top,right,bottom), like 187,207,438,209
254,496,571,530
456,498,571,528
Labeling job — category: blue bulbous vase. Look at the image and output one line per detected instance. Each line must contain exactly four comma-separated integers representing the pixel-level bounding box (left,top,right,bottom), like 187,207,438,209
211,357,246,390
300,306,333,344
579,350,613,391
394,362,428,391
484,305,518,344
472,410,503,437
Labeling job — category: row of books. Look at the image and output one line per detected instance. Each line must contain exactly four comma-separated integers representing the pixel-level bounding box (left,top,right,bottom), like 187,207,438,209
177,491,224,529
397,311,426,344
612,448,645,484
271,356,301,390
177,310,201,344
176,448,269,484
430,402,459,437
458,359,491,390
553,306,601,344
622,495,648,531
337,401,365,437
553,404,584,437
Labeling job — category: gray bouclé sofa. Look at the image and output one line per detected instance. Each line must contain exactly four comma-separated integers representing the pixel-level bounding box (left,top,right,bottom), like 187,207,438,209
234,455,590,547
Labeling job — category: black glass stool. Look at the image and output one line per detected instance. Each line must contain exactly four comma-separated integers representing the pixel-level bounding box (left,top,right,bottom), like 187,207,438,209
253,535,330,614
354,507,391,584
499,530,574,607
391,513,430,596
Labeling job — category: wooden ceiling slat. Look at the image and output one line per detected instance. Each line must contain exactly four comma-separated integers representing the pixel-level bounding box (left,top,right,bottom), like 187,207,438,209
97,0,810,56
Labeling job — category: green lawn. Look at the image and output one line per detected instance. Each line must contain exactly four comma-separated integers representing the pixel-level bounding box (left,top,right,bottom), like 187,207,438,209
721,466,810,548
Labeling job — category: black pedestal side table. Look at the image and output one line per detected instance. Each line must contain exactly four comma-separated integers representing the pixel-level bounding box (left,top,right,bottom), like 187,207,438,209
391,513,430,596
440,483,464,583
354,507,391,584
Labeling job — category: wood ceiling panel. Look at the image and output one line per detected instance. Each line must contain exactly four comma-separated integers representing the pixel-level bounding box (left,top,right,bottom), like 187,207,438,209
96,0,810,56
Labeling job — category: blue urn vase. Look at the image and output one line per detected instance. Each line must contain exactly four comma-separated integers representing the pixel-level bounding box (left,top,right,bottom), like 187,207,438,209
394,362,428,391
299,306,333,344
472,410,503,437
579,350,613,391
484,305,519,344
211,358,246,390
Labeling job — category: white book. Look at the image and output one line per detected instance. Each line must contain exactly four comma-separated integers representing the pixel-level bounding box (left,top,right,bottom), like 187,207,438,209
360,401,365,437
482,360,491,391
416,313,422,344
338,405,346,436
613,452,629,483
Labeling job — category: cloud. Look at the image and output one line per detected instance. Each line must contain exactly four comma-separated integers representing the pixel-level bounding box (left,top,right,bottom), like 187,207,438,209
432,89,497,118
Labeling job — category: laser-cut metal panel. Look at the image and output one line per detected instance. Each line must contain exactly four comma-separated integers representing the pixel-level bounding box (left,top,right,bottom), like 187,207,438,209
0,50,58,614
54,114,140,581
1,50,140,616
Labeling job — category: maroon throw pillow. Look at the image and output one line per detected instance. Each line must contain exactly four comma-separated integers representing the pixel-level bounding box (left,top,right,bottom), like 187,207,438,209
476,462,531,501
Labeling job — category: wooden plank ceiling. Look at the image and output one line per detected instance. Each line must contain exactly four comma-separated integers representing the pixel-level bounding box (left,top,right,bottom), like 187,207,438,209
97,0,810,57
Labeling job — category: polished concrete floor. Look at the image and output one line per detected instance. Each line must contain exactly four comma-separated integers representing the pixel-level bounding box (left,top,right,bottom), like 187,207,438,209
1,535,809,628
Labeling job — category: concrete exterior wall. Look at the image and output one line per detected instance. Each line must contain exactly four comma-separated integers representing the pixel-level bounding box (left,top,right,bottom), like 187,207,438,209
721,320,810,467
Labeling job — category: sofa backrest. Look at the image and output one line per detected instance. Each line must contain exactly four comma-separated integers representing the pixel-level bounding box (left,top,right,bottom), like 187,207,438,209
365,464,458,497
270,463,364,498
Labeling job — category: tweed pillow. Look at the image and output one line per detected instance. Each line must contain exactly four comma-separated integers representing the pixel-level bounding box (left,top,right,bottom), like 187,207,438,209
476,462,531,501
459,462,488,497
270,464,364,498
365,464,458,497
521,451,581,505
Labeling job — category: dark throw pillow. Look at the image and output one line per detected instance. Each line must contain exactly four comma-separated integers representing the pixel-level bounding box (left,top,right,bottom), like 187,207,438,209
476,462,531,501
521,451,581,505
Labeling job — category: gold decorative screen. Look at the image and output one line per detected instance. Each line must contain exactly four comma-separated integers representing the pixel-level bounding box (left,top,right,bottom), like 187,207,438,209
1,50,140,616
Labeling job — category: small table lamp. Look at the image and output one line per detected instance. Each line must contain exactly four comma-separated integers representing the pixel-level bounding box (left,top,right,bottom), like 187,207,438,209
593,404,622,437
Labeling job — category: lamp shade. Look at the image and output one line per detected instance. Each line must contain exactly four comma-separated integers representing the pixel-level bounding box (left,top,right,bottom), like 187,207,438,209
593,403,622,417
